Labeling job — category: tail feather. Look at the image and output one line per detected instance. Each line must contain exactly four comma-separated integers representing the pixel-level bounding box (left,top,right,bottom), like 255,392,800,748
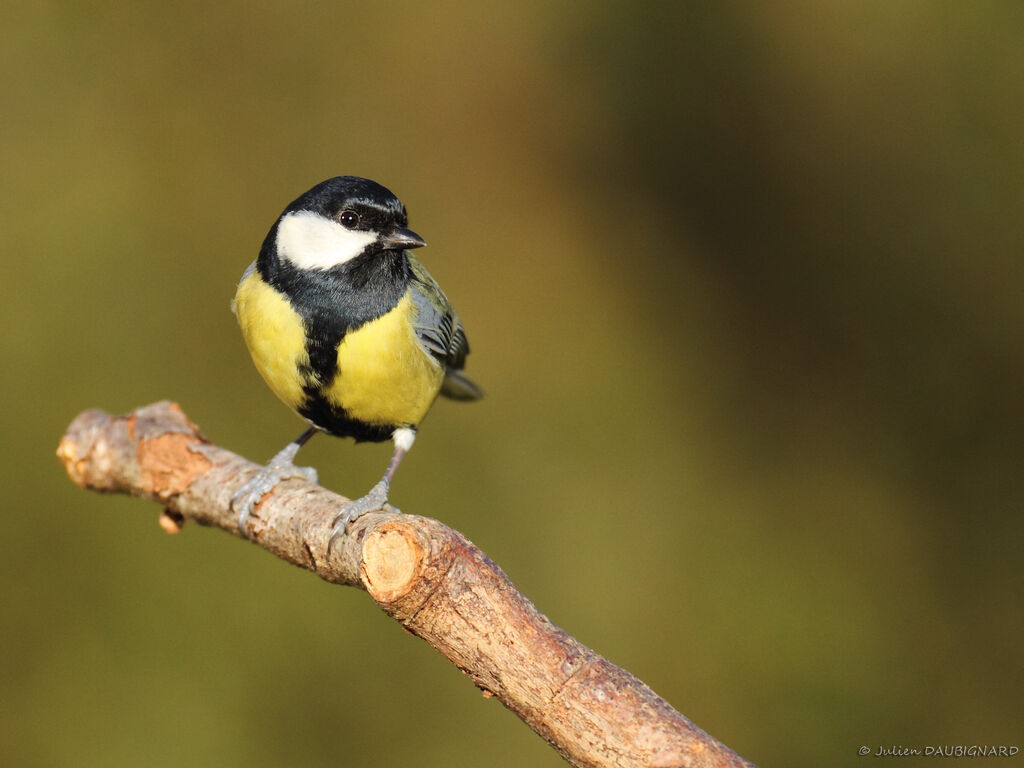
441,369,483,401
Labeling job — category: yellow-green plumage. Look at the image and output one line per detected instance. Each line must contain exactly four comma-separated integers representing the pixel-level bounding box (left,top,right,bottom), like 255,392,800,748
234,272,447,430
233,268,309,412
331,294,444,428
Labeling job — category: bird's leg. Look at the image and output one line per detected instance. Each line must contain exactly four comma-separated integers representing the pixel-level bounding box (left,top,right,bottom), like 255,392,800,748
232,427,319,534
329,428,415,545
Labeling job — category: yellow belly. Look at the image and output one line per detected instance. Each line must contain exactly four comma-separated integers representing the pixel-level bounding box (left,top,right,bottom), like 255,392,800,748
233,269,310,411
234,270,443,429
328,294,444,427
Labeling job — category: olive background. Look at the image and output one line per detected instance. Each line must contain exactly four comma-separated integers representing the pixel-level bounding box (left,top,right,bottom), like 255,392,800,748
3,2,1022,766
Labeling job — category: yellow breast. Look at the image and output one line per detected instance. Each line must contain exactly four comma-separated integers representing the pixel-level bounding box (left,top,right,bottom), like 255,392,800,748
233,269,310,412
328,293,444,428
235,270,443,430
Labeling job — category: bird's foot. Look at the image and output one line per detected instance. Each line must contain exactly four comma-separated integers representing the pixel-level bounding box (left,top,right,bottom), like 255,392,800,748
232,454,319,535
327,480,397,548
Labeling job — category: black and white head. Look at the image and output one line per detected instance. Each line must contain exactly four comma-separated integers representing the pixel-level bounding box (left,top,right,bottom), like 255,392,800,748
268,176,426,271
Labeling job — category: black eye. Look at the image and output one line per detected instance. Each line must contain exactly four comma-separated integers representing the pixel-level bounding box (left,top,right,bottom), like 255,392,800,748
339,210,359,228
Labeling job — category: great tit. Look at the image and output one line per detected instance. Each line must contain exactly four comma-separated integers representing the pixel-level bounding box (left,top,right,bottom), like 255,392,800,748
231,176,481,538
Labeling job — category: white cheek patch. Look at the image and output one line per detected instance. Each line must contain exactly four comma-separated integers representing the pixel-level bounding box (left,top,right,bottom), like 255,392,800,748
276,210,377,270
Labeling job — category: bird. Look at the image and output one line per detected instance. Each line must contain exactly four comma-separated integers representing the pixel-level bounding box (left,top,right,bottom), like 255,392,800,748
230,176,481,540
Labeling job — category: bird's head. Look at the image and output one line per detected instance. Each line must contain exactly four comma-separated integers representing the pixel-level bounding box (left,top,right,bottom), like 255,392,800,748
268,176,426,271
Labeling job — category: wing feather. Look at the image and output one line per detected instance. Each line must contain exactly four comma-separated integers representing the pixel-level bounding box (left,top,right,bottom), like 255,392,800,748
407,256,481,400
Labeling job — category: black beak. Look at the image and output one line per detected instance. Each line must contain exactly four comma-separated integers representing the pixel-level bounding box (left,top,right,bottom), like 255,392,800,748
382,227,427,251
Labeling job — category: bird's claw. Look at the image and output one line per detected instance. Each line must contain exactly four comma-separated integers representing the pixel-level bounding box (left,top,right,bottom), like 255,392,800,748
231,460,319,535
326,480,396,552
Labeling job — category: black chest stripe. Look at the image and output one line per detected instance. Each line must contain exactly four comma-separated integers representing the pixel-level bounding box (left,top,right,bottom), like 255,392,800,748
262,250,409,379
297,398,395,443
257,246,410,439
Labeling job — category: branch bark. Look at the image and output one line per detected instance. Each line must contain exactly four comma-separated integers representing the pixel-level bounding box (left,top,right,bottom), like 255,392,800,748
57,401,757,768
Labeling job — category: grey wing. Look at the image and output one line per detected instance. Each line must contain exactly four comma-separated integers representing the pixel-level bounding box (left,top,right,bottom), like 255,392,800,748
408,273,468,370
408,259,482,401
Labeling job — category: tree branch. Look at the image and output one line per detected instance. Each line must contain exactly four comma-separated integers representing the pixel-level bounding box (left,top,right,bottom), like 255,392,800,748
57,401,757,768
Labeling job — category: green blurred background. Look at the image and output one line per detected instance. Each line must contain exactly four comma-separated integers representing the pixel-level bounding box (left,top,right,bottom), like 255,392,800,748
4,2,1022,766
